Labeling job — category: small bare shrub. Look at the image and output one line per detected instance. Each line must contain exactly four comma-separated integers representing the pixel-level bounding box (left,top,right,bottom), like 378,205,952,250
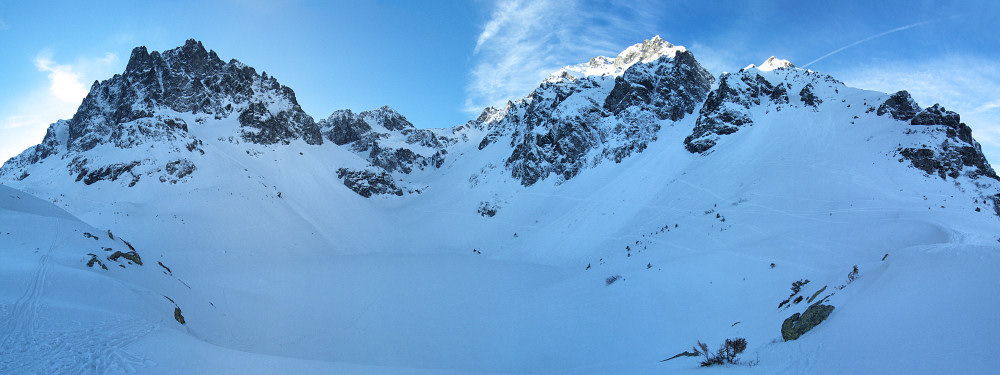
605,275,622,285
847,265,859,283
688,338,748,366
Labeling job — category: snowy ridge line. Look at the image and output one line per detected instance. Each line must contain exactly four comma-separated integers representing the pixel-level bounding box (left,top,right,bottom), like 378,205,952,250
1,37,997,194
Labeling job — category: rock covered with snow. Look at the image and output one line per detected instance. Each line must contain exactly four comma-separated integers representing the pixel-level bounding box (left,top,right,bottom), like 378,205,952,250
543,35,689,82
335,167,404,197
321,106,414,146
753,56,795,72
897,104,996,179
603,46,714,121
478,36,714,186
0,39,322,186
318,106,453,174
74,39,320,149
2,36,998,196
876,90,921,121
684,59,844,153
868,91,996,180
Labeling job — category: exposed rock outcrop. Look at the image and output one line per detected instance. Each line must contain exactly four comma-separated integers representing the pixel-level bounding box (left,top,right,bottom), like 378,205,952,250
73,39,321,150
0,39,322,187
479,36,714,186
603,48,714,121
684,61,843,153
782,303,835,341
318,106,454,174
336,168,404,198
877,91,921,121
897,104,997,180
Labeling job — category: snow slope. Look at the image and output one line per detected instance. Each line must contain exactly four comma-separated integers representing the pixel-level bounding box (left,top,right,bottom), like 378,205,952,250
0,185,176,373
1,38,1000,374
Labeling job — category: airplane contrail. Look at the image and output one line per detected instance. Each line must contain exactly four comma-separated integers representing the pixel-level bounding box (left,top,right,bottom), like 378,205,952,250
802,20,934,68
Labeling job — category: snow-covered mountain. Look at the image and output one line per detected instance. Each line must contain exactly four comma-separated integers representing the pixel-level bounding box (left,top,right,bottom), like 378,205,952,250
474,36,715,186
1,37,999,374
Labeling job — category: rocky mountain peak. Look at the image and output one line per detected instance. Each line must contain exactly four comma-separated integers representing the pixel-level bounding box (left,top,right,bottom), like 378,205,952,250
895,102,997,180
757,56,795,71
0,39,325,187
318,105,415,146
685,62,844,153
546,36,690,82
366,106,414,131
73,39,320,148
876,91,921,121
125,39,224,76
124,46,152,73
2,36,996,196
603,46,713,121
478,36,714,186
613,35,681,69
317,105,453,181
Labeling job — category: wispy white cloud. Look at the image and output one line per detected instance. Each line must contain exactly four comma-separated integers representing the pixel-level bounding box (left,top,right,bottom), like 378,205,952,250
0,18,8,31
34,52,91,103
0,51,119,162
973,99,1000,113
838,55,1000,164
465,0,661,114
23,50,118,118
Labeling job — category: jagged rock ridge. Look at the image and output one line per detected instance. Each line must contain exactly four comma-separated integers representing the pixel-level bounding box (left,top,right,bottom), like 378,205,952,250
476,36,715,186
1,39,322,186
684,60,841,153
72,39,319,151
880,93,997,180
1,37,997,197
318,106,453,174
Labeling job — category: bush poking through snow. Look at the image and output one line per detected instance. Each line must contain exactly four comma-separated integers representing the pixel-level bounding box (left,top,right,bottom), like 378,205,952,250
477,201,499,217
695,341,714,366
780,279,811,308
791,279,809,294
681,338,748,366
174,307,186,325
718,338,748,364
847,265,859,283
605,275,622,285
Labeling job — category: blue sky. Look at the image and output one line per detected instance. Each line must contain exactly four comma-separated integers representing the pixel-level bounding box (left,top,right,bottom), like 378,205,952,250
2,0,999,164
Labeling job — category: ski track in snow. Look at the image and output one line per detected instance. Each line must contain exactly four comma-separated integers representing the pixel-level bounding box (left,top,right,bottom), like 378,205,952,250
0,253,156,374
0,255,49,340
